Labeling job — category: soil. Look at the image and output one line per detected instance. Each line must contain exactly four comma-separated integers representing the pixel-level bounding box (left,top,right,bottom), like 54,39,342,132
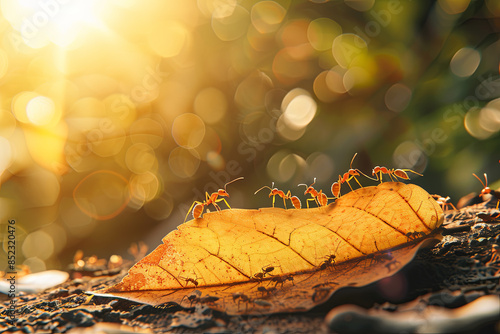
1,196,500,334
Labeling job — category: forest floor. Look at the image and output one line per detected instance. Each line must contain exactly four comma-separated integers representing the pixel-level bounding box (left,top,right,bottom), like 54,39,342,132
1,196,500,334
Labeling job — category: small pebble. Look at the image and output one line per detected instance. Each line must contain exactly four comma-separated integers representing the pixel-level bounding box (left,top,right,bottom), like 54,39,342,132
472,223,488,230
21,325,34,333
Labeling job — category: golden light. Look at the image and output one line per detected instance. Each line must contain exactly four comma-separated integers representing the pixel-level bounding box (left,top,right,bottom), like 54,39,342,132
281,88,317,129
2,0,105,48
450,47,481,77
26,96,56,126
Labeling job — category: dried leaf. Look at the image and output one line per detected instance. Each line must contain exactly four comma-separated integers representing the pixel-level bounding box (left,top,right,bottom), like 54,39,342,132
98,182,443,314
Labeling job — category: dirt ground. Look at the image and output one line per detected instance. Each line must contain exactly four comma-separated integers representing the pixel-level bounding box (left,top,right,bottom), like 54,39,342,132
1,196,500,334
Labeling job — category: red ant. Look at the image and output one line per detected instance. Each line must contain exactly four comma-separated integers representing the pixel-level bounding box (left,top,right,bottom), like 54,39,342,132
473,173,500,199
372,166,422,183
298,178,333,208
432,195,457,211
179,272,201,288
254,183,301,209
331,153,376,198
184,177,244,222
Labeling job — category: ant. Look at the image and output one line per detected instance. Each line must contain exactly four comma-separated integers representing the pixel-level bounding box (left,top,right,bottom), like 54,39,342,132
254,183,301,209
270,274,294,288
180,289,202,306
432,195,457,211
372,166,422,183
318,254,336,271
232,292,251,310
473,173,500,200
179,271,201,288
184,177,244,222
252,265,276,282
331,153,376,198
298,178,333,208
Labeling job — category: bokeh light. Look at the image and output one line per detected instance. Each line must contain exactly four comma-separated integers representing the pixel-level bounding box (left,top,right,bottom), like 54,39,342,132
450,47,481,77
73,170,131,220
194,87,227,125
251,1,286,34
385,83,412,112
281,88,317,129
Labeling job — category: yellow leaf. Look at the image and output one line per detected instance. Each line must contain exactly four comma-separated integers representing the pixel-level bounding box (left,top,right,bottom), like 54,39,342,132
106,182,442,296
98,239,438,315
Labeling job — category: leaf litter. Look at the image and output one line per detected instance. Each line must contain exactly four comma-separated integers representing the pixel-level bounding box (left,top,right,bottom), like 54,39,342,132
92,182,444,315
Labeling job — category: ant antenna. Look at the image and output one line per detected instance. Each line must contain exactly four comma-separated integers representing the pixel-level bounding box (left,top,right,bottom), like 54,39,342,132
472,173,487,189
224,176,244,191
350,153,358,169
254,185,272,195
298,177,316,188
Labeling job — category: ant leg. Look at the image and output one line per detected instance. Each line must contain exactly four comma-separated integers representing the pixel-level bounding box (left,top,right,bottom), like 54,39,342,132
345,179,354,192
214,198,231,210
306,198,316,209
352,175,363,189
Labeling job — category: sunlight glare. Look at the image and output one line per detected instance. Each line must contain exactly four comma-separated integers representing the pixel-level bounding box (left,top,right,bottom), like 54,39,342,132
1,0,105,48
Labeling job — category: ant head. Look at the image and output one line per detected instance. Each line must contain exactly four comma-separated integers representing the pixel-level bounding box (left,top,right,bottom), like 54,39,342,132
348,169,360,176
480,187,491,196
304,186,315,195
218,189,229,197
